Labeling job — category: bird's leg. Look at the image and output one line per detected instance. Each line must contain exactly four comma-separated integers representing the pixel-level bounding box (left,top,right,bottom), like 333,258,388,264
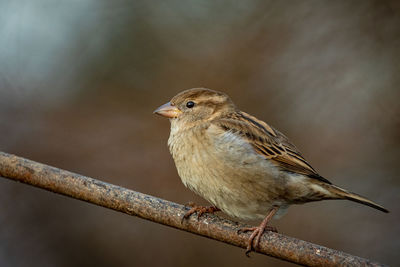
237,206,279,256
182,202,220,222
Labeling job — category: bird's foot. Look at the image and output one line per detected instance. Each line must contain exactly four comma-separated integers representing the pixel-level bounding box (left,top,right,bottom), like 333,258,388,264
237,225,278,235
237,225,278,256
181,202,220,222
237,206,279,256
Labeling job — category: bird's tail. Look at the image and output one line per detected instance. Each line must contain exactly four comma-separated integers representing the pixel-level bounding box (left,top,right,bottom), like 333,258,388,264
320,183,389,213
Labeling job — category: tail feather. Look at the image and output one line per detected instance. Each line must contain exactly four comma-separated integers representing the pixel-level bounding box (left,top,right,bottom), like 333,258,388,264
322,184,389,213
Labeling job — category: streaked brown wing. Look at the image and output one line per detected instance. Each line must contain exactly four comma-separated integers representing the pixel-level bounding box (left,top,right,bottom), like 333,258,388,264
216,111,331,184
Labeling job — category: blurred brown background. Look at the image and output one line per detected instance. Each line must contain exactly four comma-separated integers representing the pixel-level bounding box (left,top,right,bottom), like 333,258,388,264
0,1,399,266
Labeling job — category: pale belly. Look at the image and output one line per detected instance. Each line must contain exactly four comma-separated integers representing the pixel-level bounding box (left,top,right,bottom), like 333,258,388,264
168,127,290,220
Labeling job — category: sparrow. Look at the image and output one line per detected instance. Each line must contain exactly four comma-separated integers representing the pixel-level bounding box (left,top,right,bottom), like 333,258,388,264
154,88,388,255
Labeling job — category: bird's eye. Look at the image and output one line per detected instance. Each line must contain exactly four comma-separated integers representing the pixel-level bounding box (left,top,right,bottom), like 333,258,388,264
186,101,195,108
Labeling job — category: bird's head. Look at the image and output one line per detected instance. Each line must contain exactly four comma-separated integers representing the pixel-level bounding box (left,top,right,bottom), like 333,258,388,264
154,88,236,125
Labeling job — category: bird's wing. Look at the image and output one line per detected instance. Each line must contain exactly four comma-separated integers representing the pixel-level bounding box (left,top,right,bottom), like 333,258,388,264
215,111,331,184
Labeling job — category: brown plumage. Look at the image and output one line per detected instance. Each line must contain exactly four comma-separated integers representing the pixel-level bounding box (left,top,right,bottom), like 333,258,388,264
154,88,388,255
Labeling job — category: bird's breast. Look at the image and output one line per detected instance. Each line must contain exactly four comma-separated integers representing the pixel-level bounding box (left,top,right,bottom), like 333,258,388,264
167,123,288,220
168,126,216,196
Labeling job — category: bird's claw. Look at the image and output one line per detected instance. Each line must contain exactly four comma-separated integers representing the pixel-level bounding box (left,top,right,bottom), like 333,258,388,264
237,226,277,234
181,203,220,223
237,225,278,256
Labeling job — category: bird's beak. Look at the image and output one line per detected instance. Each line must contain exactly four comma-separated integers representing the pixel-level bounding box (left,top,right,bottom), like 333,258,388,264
153,102,182,118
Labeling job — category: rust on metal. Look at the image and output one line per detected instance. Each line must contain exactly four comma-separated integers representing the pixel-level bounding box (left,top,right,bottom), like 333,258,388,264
0,152,387,267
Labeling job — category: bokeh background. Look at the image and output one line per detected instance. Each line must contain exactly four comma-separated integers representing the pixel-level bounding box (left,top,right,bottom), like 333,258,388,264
1,1,399,266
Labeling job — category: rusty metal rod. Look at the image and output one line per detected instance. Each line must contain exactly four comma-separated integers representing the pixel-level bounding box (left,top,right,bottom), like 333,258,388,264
0,152,386,266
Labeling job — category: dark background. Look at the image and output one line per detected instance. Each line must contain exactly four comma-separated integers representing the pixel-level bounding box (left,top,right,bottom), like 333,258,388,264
1,1,399,266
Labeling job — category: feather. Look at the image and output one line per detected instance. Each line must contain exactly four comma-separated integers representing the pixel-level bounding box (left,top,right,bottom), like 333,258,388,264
215,111,332,184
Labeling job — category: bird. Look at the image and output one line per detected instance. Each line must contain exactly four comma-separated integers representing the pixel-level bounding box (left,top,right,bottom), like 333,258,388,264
153,88,388,255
